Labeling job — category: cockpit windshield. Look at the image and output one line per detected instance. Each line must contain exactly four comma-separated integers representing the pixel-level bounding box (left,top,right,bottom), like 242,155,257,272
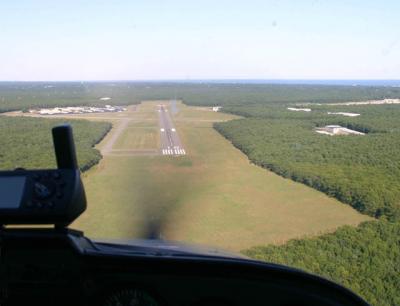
0,1,399,305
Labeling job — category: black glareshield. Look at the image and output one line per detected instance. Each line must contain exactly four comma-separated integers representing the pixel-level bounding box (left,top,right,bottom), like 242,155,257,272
0,125,87,227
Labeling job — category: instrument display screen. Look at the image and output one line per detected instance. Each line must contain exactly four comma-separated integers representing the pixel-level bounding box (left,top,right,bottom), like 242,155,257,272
0,177,26,209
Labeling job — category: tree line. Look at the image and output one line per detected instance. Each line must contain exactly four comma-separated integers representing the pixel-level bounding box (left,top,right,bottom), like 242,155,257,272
215,105,400,221
0,116,111,172
1,82,400,112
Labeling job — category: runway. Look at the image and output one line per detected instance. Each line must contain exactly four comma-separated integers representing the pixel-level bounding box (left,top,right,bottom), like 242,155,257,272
158,105,186,156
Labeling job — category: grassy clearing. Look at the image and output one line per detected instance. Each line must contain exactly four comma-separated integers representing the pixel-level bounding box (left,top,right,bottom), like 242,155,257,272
175,105,239,122
73,101,370,251
114,127,159,150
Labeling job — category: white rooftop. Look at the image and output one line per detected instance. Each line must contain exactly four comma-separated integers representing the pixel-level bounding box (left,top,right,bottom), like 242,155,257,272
327,112,360,117
287,107,311,112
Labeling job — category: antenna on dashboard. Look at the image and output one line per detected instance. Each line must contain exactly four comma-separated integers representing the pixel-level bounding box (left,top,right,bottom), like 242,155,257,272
52,125,78,170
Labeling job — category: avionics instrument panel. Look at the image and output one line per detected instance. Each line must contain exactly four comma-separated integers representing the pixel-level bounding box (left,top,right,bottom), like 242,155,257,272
0,126,369,306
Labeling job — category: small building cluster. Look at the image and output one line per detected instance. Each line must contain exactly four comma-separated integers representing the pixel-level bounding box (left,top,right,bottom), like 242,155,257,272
212,106,222,112
315,125,365,136
287,107,311,112
30,105,127,115
328,98,400,106
327,112,360,117
286,108,362,118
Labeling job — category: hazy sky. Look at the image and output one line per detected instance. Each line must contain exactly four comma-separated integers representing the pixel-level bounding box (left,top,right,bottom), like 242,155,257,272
1,0,399,81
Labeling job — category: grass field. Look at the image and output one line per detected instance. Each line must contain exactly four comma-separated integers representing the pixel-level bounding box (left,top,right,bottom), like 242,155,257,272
113,127,159,150
72,101,370,251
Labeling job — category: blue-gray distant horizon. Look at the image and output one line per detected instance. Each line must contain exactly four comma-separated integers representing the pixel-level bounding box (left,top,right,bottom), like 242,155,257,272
1,80,399,87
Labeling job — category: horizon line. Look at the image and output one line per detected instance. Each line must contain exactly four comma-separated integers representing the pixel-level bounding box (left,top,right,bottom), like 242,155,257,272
0,78,400,83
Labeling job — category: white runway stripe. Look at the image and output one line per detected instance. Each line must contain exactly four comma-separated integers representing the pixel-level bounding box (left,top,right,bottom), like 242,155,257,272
162,148,185,155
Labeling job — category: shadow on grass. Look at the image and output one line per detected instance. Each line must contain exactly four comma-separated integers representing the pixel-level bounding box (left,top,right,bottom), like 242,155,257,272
133,159,194,240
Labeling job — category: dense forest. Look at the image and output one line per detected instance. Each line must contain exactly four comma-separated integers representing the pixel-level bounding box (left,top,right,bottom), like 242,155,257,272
1,82,400,112
244,220,400,306
0,116,111,172
216,105,400,221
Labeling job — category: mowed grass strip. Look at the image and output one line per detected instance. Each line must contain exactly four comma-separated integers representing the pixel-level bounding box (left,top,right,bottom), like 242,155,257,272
128,120,158,128
74,101,370,252
113,127,159,150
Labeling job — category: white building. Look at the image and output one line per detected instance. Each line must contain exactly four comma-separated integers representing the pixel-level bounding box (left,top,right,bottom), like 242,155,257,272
327,112,360,117
315,125,365,136
287,107,311,112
